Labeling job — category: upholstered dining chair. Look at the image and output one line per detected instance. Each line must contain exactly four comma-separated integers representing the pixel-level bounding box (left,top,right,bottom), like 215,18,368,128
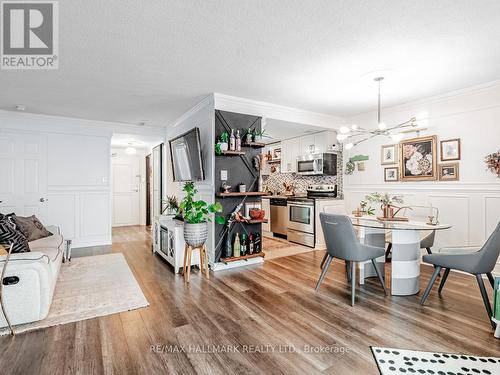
315,213,387,306
385,206,439,261
420,223,500,328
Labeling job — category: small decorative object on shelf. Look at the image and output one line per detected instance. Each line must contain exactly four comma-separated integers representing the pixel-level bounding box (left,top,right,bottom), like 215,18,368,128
221,182,232,193
229,129,236,151
233,233,241,258
241,233,247,256
235,129,241,151
238,183,246,192
245,128,253,144
253,232,261,253
224,233,232,258
220,132,229,152
485,150,500,178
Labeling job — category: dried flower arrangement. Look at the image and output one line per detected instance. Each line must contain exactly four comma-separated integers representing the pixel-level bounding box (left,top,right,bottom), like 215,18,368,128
485,150,500,178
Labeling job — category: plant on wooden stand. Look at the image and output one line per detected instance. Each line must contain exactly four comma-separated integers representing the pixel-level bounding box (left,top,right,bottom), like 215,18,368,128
179,182,225,247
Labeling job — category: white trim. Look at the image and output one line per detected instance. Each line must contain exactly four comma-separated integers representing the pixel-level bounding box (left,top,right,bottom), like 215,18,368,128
170,95,215,129
344,183,500,192
211,257,264,271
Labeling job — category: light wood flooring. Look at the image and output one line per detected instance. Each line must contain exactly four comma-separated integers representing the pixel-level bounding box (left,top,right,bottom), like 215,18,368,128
0,225,498,375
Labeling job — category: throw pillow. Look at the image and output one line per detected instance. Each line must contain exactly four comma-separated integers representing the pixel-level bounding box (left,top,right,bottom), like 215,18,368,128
11,215,53,242
0,215,30,253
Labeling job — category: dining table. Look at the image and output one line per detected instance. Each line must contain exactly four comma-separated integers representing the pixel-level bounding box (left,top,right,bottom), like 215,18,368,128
350,216,451,296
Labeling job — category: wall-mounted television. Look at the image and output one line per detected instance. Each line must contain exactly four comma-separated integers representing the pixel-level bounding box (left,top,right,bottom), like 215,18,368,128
169,127,205,182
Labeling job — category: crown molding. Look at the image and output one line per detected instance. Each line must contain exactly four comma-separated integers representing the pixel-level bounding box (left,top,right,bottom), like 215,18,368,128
170,94,214,129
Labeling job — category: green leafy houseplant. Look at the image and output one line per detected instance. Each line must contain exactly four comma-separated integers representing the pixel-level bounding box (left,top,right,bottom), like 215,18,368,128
179,182,225,225
365,192,404,207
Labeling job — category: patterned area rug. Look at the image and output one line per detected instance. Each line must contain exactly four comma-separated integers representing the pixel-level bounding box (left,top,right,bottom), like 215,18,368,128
262,236,314,260
0,253,149,335
371,347,500,374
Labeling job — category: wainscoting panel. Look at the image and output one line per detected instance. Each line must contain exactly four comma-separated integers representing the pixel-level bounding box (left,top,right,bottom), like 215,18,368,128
47,193,76,239
427,194,470,248
79,192,111,239
484,196,500,239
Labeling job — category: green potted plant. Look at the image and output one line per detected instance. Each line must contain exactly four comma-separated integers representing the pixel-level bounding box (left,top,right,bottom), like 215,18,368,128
252,129,269,142
178,182,224,247
162,195,179,216
245,128,253,144
219,132,229,152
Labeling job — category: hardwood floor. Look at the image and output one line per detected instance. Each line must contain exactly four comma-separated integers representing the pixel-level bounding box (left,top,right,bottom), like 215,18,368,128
0,225,498,374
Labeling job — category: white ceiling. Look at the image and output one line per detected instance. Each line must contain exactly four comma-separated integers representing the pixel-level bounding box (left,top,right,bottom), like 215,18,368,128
111,133,164,149
2,1,500,126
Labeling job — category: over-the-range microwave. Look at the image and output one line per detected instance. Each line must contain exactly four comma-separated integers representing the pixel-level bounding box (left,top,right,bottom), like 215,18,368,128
296,153,337,176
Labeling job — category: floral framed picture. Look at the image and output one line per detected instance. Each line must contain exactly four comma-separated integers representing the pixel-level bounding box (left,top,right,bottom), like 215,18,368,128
381,144,398,165
399,135,437,181
384,167,399,182
440,138,461,161
438,163,459,181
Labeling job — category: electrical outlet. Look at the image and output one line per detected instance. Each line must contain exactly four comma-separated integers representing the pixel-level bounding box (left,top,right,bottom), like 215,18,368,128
221,170,228,181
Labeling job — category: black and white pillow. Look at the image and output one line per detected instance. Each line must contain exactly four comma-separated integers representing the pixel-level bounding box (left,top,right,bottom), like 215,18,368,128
0,214,30,253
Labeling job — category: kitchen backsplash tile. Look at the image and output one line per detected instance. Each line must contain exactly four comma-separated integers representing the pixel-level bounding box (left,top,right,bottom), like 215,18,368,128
263,152,343,198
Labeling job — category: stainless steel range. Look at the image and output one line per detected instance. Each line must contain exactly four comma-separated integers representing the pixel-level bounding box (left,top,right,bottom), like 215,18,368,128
287,196,315,247
306,184,337,198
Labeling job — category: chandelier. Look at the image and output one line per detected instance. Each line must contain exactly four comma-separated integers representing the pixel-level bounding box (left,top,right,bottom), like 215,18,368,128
337,77,418,149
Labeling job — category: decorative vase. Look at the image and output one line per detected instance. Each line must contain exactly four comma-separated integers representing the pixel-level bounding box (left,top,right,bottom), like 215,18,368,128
246,133,253,144
382,205,393,219
220,142,228,151
183,222,208,248
238,184,246,192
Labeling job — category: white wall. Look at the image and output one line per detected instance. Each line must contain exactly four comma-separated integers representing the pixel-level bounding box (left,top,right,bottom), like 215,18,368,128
343,82,500,274
0,110,163,248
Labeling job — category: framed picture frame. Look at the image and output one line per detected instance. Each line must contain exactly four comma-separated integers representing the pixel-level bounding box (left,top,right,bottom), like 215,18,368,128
438,163,459,181
273,148,281,160
440,138,461,161
381,144,398,165
384,167,399,182
244,202,262,217
399,135,437,181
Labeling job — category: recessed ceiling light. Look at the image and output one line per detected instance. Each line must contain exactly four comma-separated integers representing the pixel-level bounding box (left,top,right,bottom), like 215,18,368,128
138,121,146,126
15,105,26,111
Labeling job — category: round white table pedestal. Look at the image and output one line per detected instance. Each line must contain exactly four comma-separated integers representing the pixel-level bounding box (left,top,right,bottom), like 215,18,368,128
390,229,421,296
358,226,385,285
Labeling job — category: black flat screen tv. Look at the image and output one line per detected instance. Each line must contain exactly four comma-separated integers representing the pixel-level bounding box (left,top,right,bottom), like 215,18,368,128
169,127,205,182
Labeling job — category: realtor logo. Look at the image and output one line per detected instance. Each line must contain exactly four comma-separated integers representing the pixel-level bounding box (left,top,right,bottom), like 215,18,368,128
1,1,58,69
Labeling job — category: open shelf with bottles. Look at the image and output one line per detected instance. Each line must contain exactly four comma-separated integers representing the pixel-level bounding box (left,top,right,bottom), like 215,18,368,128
218,150,246,156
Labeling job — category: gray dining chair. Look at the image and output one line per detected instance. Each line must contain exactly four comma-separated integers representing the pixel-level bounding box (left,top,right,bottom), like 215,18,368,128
385,206,438,261
315,213,387,306
420,223,500,328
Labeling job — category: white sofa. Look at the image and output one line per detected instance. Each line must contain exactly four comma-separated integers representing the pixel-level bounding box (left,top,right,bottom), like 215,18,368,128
0,226,64,328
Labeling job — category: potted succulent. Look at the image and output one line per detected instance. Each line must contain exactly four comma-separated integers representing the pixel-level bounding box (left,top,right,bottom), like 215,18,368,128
252,129,269,142
178,182,224,247
365,192,404,218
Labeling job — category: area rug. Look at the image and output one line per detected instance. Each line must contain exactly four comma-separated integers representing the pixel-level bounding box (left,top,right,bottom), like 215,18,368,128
262,236,313,260
371,346,500,374
1,253,149,335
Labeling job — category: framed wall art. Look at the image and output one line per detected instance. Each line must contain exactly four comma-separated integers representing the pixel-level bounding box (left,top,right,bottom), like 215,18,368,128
399,135,437,181
440,138,461,161
384,167,399,182
438,163,459,181
381,144,398,165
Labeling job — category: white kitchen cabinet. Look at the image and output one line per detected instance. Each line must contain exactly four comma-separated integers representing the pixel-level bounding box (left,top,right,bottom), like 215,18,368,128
314,200,345,250
313,131,337,153
281,138,300,173
299,134,316,155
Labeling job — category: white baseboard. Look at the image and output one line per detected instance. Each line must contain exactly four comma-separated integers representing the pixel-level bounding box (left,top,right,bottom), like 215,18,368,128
211,257,264,272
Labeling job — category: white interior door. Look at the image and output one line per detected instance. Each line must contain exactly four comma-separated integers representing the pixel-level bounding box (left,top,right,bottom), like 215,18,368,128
112,154,140,227
0,133,48,221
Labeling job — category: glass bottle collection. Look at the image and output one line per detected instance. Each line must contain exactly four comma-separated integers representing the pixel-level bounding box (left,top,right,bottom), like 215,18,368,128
225,231,261,258
228,129,242,151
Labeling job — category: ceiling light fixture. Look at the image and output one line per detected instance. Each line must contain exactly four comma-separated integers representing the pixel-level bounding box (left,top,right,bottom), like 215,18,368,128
336,77,418,148
15,105,26,111
125,142,137,155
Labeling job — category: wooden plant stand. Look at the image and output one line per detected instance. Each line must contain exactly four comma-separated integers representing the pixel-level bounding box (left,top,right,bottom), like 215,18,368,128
182,244,209,283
